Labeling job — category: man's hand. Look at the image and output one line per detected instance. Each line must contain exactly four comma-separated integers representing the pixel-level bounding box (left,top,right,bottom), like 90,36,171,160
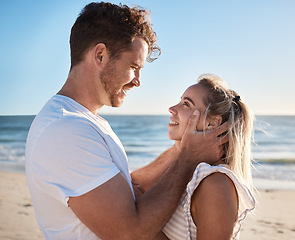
180,110,229,165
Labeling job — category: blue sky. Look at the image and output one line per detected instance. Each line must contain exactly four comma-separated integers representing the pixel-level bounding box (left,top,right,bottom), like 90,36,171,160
1,0,294,115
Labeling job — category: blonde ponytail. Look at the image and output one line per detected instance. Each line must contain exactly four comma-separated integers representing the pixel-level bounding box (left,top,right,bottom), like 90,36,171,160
198,74,254,189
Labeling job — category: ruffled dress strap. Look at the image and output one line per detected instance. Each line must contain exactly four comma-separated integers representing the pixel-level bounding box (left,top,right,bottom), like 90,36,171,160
182,162,255,240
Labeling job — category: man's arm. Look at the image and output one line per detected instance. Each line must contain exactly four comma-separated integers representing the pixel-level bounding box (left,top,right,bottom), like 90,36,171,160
153,231,169,240
69,152,194,240
68,111,228,240
131,146,178,192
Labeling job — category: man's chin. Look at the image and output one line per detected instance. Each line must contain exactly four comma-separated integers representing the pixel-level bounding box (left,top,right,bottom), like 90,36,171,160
106,94,125,108
110,100,124,108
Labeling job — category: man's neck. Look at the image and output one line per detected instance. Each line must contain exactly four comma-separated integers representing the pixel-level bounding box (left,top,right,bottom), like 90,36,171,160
57,65,104,115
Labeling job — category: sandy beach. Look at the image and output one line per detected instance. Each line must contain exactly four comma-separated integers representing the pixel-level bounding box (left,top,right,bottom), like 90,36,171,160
0,171,44,240
0,171,295,240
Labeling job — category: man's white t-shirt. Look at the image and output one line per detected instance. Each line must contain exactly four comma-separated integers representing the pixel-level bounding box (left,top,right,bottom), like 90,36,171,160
25,95,134,240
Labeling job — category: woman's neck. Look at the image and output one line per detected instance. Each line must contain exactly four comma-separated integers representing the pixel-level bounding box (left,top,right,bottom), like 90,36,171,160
175,141,181,150
175,140,226,166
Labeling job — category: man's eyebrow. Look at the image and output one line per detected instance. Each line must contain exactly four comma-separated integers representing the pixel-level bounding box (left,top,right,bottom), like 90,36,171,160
183,96,195,106
131,61,144,68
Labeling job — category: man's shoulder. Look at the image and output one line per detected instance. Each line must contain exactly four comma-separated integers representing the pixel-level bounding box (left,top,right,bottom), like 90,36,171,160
43,114,103,141
35,97,101,135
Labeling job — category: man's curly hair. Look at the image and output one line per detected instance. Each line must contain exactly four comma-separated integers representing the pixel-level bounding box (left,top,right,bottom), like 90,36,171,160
70,2,160,69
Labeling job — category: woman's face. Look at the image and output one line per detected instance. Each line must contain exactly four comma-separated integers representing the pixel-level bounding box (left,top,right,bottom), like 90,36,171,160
168,84,210,141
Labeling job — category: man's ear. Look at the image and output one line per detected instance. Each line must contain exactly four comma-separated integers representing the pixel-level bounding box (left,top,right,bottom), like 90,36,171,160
93,43,108,67
207,115,222,129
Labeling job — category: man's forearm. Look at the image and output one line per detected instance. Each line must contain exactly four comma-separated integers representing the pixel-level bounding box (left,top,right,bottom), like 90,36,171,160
152,231,169,240
132,151,197,239
131,146,177,192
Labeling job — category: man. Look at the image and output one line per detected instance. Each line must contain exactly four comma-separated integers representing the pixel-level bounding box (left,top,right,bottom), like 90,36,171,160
25,2,228,239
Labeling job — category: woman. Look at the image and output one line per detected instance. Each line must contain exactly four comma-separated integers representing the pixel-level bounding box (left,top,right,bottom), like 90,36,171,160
162,74,255,240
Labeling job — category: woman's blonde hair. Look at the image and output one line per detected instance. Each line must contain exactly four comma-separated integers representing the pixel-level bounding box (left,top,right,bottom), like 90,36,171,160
198,74,254,189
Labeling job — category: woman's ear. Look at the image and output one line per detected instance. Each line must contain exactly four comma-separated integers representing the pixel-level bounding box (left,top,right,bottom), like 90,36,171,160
207,115,222,129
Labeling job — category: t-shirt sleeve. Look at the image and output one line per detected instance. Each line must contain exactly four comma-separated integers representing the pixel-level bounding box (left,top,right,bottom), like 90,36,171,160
31,117,120,206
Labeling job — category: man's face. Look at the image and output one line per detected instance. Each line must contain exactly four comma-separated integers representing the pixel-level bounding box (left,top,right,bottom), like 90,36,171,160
100,37,149,107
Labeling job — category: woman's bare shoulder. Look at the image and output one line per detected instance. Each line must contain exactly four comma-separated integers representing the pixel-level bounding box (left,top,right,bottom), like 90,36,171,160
199,172,237,194
190,172,238,239
192,172,238,207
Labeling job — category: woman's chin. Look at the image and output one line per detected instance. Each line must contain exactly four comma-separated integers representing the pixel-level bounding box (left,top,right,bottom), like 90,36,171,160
168,134,177,141
168,135,180,142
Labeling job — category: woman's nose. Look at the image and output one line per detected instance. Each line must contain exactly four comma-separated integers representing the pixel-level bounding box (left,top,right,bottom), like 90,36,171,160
169,105,177,115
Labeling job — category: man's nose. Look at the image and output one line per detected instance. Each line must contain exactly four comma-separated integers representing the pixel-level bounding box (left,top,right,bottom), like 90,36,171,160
132,78,140,87
132,70,141,87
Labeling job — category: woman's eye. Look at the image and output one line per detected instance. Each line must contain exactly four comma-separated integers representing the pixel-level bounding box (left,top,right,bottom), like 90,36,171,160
183,101,189,107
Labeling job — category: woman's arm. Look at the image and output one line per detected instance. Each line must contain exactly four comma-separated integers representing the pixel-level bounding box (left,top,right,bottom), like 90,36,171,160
191,172,238,240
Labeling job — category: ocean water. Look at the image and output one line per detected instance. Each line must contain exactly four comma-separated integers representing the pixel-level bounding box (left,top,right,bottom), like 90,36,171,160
0,115,294,190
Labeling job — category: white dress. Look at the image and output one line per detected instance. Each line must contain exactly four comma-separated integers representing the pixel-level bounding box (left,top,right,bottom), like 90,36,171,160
163,162,255,240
